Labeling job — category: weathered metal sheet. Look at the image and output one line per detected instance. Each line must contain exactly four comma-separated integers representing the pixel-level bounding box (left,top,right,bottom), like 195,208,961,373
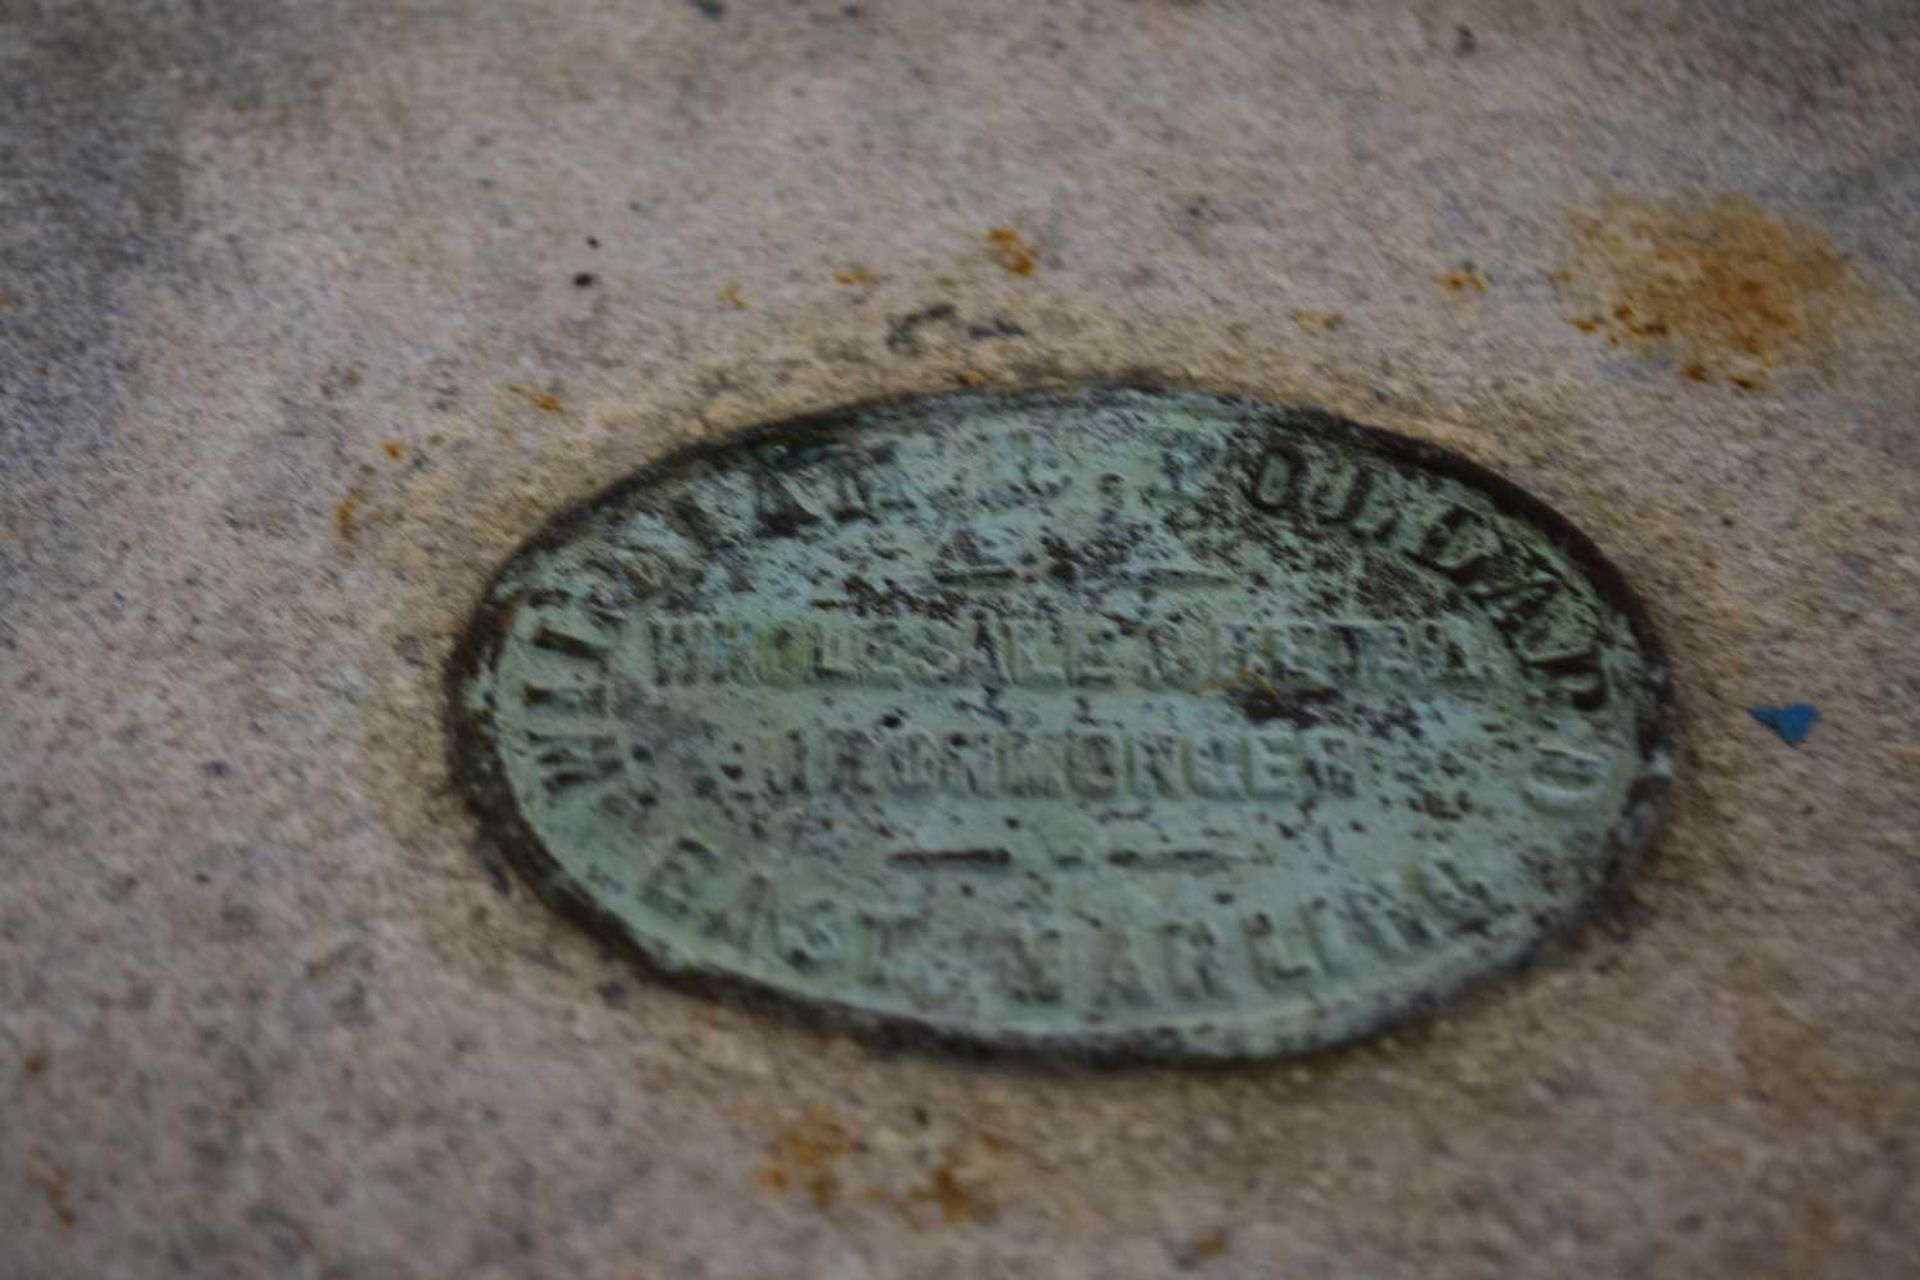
448,389,1674,1059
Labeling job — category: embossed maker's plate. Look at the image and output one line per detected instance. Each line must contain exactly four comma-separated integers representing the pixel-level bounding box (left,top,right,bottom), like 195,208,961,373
449,389,1674,1060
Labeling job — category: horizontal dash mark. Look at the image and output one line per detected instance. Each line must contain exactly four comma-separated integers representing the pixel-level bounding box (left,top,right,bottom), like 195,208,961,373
932,566,1020,583
887,848,1013,870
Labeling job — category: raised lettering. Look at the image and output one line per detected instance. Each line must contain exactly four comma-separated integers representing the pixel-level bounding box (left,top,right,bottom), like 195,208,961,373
1243,910,1316,990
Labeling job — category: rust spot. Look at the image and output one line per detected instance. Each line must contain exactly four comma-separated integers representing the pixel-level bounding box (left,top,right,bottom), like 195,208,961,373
1661,992,1897,1130
382,440,406,461
984,227,1038,277
890,1135,1012,1226
507,384,565,413
718,283,748,310
757,1107,855,1209
20,1049,48,1077
26,1164,76,1228
333,493,363,543
896,1164,985,1225
1558,191,1864,388
1611,304,1672,338
832,266,884,286
953,368,987,387
756,1109,1016,1226
1288,308,1343,332
1438,267,1486,294
1174,1226,1232,1265
1194,1227,1231,1259
1730,1008,1883,1122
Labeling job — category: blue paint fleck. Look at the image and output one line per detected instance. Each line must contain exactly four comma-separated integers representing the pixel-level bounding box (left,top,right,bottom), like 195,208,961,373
1750,703,1818,746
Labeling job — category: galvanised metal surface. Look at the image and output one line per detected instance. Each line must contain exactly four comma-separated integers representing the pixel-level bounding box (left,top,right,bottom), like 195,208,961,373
449,389,1674,1059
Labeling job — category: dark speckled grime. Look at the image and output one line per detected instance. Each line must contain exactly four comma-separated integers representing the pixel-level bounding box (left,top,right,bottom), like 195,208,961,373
448,387,1675,1061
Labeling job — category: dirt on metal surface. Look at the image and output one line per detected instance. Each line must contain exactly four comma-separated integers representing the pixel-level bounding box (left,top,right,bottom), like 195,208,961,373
449,389,1673,1060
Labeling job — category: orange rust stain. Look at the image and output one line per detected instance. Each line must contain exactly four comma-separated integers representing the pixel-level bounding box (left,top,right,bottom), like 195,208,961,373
507,384,564,413
381,440,405,461
889,1135,1012,1226
1289,308,1343,333
953,368,987,387
1611,304,1671,338
896,1165,985,1226
1144,0,1201,47
756,1110,1016,1226
719,283,748,310
1438,267,1486,294
1557,191,1863,389
1662,1001,1896,1128
756,1107,855,1210
26,1164,76,1228
1188,1227,1232,1262
832,265,884,286
984,227,1038,277
333,493,363,543
1730,1009,1884,1122
21,1049,48,1077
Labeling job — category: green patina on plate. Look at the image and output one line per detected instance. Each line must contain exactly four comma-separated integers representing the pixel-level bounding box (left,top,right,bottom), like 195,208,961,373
448,388,1674,1060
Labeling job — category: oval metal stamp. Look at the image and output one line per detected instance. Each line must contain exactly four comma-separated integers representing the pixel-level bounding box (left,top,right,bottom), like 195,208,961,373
449,389,1674,1059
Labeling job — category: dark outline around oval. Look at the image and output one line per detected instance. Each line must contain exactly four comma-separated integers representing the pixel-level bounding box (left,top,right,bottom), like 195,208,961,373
446,386,1677,1064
